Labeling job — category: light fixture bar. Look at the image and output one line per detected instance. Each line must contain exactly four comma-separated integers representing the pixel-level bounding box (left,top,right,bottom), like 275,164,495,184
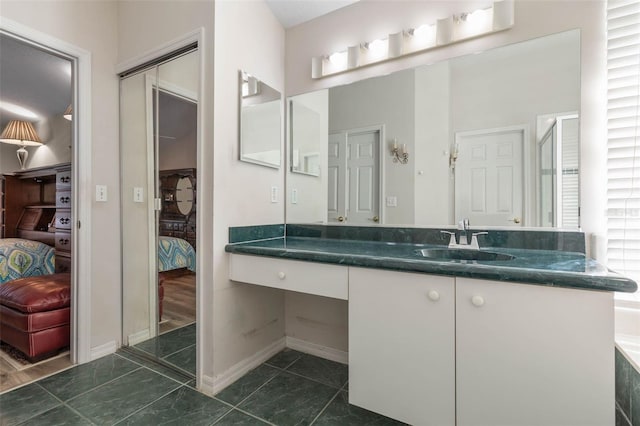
311,0,514,79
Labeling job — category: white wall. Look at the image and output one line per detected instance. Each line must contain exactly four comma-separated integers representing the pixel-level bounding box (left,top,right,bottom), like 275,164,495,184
1,0,121,351
212,0,286,379
285,0,606,353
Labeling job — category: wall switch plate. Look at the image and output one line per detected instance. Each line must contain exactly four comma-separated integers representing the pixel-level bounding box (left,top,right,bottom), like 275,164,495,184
271,186,278,203
291,188,298,204
96,185,107,202
133,187,144,203
386,196,397,207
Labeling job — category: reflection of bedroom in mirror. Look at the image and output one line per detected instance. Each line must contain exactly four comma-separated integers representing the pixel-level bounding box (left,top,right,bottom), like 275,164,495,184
0,33,75,392
120,48,199,377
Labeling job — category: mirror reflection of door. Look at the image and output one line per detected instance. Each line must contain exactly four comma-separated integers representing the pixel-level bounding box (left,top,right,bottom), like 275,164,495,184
120,48,198,377
328,128,381,224
454,127,525,226
538,114,580,227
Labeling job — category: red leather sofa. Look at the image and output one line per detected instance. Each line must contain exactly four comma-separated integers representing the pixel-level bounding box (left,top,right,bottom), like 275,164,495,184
0,273,70,362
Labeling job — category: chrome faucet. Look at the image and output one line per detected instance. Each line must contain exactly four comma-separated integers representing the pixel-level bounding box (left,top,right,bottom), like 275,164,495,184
440,218,488,250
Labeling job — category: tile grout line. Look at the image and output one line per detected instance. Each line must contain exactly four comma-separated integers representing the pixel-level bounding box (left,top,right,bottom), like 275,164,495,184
111,381,184,425
161,342,196,360
58,366,144,404
616,401,633,426
114,352,194,385
308,387,342,426
27,383,97,426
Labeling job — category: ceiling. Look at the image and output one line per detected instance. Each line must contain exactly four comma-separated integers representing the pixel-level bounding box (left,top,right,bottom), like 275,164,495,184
0,34,72,131
265,0,359,28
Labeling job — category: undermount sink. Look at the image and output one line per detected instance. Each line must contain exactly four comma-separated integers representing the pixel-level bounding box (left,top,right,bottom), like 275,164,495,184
416,248,516,262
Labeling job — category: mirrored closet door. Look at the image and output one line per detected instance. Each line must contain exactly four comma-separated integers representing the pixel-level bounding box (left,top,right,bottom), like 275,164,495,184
120,48,199,376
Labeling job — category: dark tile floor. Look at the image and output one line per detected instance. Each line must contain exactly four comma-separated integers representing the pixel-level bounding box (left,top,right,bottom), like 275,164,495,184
133,323,196,375
0,348,404,425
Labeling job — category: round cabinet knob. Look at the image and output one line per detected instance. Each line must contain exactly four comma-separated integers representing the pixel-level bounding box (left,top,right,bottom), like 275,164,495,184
471,295,485,307
427,290,440,301
278,272,286,280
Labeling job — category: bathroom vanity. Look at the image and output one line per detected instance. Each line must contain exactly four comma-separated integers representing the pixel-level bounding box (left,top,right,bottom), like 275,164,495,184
226,225,637,426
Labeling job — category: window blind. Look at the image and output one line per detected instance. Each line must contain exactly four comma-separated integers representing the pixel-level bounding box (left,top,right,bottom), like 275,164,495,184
607,0,640,288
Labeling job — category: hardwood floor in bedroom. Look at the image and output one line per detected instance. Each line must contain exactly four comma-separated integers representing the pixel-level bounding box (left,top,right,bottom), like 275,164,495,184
0,351,72,393
159,270,196,334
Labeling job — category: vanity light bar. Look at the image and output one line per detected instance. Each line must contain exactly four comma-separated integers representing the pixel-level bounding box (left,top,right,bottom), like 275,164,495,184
311,0,514,79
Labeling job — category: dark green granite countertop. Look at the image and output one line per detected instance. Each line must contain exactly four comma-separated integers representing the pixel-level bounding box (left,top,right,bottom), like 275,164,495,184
225,237,638,293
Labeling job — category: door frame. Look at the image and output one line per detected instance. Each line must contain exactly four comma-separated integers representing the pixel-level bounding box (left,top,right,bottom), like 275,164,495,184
454,124,530,226
116,28,205,386
330,124,386,225
0,17,93,364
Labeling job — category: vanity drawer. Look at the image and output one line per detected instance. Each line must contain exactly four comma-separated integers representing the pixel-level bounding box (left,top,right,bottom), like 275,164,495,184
229,254,348,300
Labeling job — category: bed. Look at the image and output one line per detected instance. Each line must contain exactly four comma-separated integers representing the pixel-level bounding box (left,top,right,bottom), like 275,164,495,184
158,236,196,273
0,238,56,284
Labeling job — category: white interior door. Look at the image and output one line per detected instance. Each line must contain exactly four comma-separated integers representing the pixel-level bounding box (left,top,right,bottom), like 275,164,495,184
328,129,380,224
455,127,524,226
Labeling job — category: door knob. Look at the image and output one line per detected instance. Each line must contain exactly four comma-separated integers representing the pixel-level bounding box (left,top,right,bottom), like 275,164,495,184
509,217,521,224
368,216,379,223
337,216,345,222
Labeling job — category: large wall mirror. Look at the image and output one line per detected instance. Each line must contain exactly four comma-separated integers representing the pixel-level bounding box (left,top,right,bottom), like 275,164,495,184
287,30,581,229
239,70,282,168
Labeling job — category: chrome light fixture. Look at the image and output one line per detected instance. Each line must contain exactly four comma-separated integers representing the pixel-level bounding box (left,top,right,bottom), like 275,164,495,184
0,120,43,169
391,138,409,164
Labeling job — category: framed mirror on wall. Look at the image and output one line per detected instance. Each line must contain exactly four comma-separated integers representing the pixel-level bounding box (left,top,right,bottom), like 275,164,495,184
286,29,581,229
239,70,282,169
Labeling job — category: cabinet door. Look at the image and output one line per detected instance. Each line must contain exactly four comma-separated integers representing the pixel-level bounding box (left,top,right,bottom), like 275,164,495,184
456,278,614,426
349,267,455,425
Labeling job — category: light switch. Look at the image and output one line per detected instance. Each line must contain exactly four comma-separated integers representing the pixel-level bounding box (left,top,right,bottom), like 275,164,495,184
271,186,278,203
133,187,144,203
386,196,398,207
96,185,107,202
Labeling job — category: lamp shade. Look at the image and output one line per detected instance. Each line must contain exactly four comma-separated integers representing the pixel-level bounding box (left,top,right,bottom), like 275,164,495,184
0,120,43,146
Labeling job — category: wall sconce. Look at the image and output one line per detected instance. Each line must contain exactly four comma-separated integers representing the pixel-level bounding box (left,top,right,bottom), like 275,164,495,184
311,0,514,79
391,138,409,164
449,143,459,170
0,120,43,170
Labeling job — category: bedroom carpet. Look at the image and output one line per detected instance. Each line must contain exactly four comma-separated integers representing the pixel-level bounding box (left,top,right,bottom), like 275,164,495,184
0,349,403,425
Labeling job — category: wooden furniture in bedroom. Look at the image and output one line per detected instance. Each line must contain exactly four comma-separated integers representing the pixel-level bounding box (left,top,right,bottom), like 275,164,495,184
54,166,72,273
1,163,72,272
159,168,196,250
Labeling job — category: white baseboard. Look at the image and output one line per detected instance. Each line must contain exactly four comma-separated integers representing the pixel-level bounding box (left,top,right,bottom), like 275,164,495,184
204,337,286,396
90,341,117,360
128,329,150,346
285,336,349,365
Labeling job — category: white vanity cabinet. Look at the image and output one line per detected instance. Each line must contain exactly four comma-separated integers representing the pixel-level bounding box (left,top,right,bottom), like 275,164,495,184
349,270,614,426
455,277,614,426
349,267,456,425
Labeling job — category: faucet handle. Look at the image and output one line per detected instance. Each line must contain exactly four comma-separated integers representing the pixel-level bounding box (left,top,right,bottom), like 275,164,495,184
440,230,457,246
469,232,488,250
